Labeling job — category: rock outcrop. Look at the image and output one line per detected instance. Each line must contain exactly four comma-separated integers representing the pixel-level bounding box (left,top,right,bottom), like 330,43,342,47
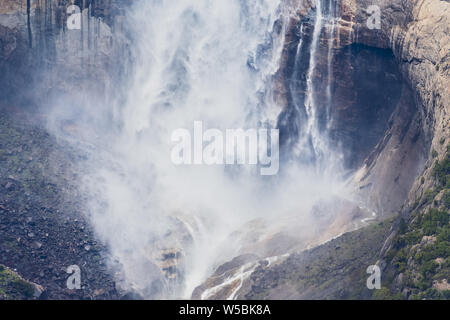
0,0,131,106
341,0,449,216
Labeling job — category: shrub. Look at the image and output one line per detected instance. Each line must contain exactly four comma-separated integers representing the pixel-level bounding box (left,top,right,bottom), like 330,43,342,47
432,153,450,187
421,208,449,236
423,189,438,204
431,149,438,158
398,218,408,234
443,190,450,209
372,287,394,300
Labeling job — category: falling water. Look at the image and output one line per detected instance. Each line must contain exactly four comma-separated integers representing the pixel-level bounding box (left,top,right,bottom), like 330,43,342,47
326,0,338,129
304,0,324,143
292,0,341,175
80,0,295,298
48,0,350,299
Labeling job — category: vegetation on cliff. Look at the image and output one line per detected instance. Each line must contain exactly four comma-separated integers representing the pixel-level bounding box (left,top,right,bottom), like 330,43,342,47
0,264,35,299
381,149,450,300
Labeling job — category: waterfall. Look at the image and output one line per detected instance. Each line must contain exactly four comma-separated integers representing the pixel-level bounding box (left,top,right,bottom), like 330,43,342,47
326,0,337,129
47,0,349,299
118,0,287,136
80,0,294,299
292,0,341,175
304,0,324,142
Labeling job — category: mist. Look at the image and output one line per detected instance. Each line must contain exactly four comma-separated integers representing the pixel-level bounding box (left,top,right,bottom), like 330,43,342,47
40,0,360,299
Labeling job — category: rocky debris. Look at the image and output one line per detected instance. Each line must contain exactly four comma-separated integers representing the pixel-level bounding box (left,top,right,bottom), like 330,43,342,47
0,112,121,299
420,235,437,246
213,254,260,278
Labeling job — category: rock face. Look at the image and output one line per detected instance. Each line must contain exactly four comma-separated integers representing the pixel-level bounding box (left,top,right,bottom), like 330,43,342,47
0,0,132,106
340,0,449,216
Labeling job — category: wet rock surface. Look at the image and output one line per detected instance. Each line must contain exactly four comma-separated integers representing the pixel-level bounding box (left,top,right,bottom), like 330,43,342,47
196,219,394,300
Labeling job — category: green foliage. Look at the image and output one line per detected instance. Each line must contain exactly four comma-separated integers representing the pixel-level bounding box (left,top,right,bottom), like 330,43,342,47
403,230,422,245
387,148,450,299
443,190,450,209
372,287,404,300
419,260,438,279
414,242,449,265
431,149,438,158
432,153,450,188
437,226,450,242
423,189,438,205
383,188,449,299
421,208,449,236
411,288,449,300
392,249,408,273
416,274,431,291
444,290,450,299
398,218,408,234
0,265,35,299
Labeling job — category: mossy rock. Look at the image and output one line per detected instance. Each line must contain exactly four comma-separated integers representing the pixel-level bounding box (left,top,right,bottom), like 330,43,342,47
0,265,36,300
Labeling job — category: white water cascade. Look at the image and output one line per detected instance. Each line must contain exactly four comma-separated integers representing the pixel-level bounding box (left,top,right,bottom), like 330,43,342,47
294,0,341,176
326,0,338,129
51,0,352,299
304,0,325,151
86,0,293,298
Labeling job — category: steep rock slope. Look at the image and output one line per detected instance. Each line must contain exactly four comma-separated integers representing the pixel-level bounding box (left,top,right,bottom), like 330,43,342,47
0,0,130,300
345,0,449,216
0,110,122,299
